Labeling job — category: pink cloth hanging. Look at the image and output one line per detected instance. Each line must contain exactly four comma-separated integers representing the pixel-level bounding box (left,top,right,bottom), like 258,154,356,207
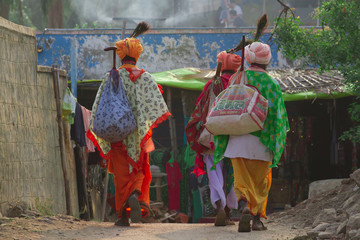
166,161,183,211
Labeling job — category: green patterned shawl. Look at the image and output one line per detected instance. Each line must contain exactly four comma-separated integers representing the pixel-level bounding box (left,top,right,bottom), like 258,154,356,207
213,69,289,168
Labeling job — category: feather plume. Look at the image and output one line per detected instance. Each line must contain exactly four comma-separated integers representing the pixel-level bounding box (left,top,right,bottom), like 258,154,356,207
232,38,254,53
227,14,268,53
130,21,151,38
254,14,268,41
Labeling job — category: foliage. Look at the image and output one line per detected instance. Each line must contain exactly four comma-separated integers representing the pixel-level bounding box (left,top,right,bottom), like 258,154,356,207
272,0,360,142
33,197,54,216
339,103,360,143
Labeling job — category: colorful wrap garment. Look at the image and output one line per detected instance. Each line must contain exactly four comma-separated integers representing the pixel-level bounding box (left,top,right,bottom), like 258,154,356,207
87,67,171,217
88,68,170,164
191,74,233,177
187,51,241,170
203,155,237,210
213,67,290,168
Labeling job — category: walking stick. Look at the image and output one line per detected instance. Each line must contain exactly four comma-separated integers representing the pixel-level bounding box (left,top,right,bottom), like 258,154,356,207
213,61,224,94
99,46,117,221
104,47,117,69
240,35,245,72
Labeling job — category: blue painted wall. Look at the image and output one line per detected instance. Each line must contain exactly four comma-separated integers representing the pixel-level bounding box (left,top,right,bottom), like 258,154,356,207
36,28,293,96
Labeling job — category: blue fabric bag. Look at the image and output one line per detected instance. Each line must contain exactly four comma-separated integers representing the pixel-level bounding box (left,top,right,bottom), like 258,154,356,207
93,69,136,142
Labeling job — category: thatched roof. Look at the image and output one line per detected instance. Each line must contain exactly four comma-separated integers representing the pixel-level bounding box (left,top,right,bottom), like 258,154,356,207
267,69,345,94
200,68,346,94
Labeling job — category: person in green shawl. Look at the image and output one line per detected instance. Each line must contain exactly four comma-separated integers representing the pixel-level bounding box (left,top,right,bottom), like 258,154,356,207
213,42,289,232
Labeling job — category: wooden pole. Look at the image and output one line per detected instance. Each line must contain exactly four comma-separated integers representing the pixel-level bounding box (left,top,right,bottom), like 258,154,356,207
214,61,223,87
240,35,245,72
121,20,127,40
52,66,71,215
99,47,118,221
167,87,178,162
74,145,90,220
263,0,266,15
101,171,109,221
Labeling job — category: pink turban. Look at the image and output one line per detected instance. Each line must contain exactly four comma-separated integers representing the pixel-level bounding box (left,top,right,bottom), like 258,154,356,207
245,42,271,65
217,51,242,72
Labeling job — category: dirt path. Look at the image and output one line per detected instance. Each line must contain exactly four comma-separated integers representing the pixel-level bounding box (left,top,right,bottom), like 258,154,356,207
0,215,306,240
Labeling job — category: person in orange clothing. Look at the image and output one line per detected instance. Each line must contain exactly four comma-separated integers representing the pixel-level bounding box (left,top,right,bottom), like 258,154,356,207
88,22,171,226
111,23,171,226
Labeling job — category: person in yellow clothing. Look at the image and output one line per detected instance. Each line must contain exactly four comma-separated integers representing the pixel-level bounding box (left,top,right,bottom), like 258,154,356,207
220,42,289,231
88,22,171,226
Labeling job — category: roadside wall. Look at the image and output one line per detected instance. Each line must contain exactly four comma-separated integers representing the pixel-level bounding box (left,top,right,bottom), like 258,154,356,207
36,29,295,84
0,17,78,216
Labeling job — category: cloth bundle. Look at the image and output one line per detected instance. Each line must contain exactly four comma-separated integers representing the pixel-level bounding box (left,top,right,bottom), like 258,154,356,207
92,69,136,142
205,70,268,136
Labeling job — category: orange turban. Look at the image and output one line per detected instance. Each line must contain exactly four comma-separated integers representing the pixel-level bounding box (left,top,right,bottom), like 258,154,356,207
216,51,242,72
115,38,143,61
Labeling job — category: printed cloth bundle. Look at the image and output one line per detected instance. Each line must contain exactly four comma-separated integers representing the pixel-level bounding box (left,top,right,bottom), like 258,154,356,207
92,69,136,142
205,70,268,136
197,83,217,149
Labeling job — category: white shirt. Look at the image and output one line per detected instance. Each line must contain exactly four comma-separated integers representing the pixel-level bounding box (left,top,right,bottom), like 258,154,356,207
232,5,243,16
224,134,272,161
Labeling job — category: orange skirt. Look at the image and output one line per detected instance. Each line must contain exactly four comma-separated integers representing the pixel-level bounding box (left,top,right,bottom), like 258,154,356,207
230,157,272,219
108,143,152,218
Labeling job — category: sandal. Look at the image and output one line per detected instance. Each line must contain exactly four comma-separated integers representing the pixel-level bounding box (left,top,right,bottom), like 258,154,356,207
114,218,130,227
214,210,227,226
226,218,235,225
238,207,251,232
252,220,267,231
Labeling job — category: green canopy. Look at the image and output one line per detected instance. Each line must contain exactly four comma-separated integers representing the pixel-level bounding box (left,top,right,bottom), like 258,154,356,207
282,91,352,102
152,68,208,91
77,68,354,101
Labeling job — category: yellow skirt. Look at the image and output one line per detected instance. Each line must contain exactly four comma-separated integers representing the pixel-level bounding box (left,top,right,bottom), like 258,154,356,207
230,157,272,219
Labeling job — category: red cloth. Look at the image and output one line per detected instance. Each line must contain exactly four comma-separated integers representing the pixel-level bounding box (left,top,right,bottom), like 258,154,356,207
166,161,183,211
195,74,232,104
190,74,233,176
193,153,206,177
124,68,145,82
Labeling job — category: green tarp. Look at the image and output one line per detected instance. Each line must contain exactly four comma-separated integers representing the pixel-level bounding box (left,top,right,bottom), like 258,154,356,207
152,68,208,91
78,68,354,101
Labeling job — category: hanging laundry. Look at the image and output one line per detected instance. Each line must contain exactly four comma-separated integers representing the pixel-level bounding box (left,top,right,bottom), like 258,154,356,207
166,160,183,211
80,106,95,153
71,102,86,147
62,87,77,124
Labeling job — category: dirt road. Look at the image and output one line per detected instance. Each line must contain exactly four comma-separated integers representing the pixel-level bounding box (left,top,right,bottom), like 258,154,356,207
0,215,306,240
